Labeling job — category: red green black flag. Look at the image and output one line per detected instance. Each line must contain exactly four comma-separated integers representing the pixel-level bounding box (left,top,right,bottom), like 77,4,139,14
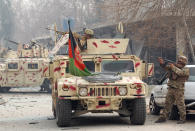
68,22,91,76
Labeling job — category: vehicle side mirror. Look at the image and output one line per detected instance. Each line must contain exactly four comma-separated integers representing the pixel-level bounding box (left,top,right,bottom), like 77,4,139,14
147,63,154,77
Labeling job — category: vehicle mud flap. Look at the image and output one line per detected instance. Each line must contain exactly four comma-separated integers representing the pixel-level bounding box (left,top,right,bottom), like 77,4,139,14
56,98,72,127
130,98,146,125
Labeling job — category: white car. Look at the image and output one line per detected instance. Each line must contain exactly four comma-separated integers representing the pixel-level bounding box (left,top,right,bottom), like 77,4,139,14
149,65,195,119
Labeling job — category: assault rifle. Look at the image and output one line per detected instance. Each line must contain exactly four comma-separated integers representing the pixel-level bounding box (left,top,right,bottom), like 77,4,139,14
163,59,175,66
157,58,176,84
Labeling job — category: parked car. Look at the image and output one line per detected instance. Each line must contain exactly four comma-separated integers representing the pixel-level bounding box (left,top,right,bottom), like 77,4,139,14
149,65,195,119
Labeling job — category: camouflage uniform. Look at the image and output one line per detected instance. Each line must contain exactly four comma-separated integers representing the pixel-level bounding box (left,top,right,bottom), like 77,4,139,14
159,57,189,121
73,29,94,51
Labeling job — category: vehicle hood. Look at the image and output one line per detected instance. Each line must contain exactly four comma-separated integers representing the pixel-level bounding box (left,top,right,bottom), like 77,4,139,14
60,74,144,86
83,73,122,83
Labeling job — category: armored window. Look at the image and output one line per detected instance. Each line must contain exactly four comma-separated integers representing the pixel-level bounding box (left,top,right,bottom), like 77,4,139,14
101,60,134,73
28,63,38,69
84,61,95,72
8,63,18,69
66,61,95,73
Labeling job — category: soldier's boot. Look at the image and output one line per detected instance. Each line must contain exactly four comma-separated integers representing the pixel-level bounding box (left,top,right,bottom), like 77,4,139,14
177,120,186,124
155,117,166,123
177,105,186,124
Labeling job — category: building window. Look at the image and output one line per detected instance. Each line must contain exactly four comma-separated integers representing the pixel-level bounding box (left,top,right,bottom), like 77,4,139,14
28,63,38,69
8,63,18,69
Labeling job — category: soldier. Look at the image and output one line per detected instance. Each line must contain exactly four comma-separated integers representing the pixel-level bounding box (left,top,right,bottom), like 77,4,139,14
155,55,189,124
74,29,94,51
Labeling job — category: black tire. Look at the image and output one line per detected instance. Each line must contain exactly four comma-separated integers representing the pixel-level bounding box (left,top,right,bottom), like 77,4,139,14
41,79,52,93
169,105,179,120
149,95,161,115
130,98,146,125
56,99,72,127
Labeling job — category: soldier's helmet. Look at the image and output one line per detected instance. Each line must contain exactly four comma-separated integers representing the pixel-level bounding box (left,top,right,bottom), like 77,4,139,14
178,55,188,65
84,29,94,36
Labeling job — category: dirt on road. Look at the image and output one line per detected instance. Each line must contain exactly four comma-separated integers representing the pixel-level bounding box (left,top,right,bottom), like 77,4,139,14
0,89,195,131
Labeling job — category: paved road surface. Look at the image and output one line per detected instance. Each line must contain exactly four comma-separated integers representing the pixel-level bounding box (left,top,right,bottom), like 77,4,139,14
0,91,195,131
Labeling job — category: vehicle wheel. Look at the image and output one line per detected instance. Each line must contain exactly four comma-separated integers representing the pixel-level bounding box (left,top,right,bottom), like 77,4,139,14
130,98,146,125
56,98,72,127
169,105,179,120
0,87,11,93
149,95,161,115
41,79,52,93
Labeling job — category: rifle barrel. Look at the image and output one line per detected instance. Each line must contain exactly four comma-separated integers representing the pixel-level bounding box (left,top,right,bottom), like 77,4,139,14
5,39,19,45
46,28,67,35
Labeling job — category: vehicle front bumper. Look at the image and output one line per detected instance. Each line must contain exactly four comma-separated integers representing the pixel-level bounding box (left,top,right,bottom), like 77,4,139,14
58,95,145,110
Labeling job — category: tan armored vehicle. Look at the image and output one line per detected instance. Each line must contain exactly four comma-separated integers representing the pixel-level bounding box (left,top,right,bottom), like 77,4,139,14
50,35,154,127
0,41,50,92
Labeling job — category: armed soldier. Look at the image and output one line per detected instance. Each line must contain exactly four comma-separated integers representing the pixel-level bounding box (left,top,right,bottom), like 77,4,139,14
74,29,94,51
155,55,189,124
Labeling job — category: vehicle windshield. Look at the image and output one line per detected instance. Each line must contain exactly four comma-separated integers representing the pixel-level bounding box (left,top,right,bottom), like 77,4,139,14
66,61,95,73
84,61,95,72
188,67,195,82
101,60,134,73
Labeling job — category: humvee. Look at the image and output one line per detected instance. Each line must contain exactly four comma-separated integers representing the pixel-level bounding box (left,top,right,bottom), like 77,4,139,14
50,36,154,126
0,42,50,92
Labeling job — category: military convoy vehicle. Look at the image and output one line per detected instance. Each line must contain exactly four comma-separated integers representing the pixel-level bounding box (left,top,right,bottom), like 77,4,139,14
50,35,154,127
0,58,50,92
0,40,51,92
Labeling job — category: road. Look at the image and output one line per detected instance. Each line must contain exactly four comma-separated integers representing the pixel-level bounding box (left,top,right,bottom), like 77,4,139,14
0,88,195,131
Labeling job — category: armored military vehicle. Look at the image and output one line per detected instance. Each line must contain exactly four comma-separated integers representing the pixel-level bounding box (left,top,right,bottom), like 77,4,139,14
49,34,154,127
0,40,51,92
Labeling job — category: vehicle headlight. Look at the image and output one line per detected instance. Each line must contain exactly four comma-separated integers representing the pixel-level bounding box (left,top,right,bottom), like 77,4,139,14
79,87,88,96
119,87,127,96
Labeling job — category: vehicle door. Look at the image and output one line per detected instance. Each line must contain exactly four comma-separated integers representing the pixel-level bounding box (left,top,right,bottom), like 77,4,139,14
6,59,24,87
161,79,169,105
153,79,168,106
24,59,42,86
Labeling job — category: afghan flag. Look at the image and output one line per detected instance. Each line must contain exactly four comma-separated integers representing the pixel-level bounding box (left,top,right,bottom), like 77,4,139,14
68,23,91,76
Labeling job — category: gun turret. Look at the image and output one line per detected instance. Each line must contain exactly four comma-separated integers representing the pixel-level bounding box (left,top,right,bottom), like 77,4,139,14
4,39,48,58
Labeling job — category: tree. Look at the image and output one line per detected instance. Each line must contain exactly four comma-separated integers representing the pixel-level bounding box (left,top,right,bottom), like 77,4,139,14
0,0,14,48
